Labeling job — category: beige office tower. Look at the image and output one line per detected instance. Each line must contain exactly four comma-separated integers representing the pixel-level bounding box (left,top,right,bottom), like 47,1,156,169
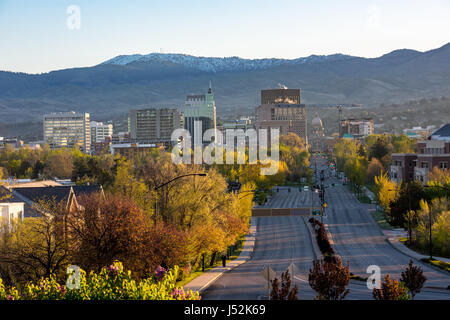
255,88,307,142
129,108,184,146
44,111,91,153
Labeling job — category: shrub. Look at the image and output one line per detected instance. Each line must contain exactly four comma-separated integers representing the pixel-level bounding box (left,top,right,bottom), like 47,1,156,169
1,261,200,300
308,258,350,300
270,269,298,300
372,274,410,300
401,260,427,299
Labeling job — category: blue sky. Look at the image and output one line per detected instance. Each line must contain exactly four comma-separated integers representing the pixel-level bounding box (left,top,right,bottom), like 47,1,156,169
1,0,449,73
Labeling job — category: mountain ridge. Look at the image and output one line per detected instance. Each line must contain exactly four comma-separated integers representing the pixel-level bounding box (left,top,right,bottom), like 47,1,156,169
0,42,449,124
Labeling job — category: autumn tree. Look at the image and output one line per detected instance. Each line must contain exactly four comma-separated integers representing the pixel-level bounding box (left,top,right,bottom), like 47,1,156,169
66,193,150,275
0,200,69,286
401,260,426,299
374,171,398,216
270,269,298,300
366,158,383,185
308,258,350,300
372,274,410,300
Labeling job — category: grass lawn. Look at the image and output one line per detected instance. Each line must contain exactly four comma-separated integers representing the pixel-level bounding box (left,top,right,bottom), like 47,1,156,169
402,241,450,260
420,258,450,273
176,240,246,287
357,195,372,204
371,209,395,230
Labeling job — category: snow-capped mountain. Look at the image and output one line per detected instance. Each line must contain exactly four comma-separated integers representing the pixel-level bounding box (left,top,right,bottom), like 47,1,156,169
101,53,354,73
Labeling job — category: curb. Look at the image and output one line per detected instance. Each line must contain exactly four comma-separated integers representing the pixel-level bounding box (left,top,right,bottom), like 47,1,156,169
185,218,257,294
386,237,450,282
303,217,322,261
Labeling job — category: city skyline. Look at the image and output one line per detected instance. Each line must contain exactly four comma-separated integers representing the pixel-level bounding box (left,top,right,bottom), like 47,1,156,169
1,0,450,73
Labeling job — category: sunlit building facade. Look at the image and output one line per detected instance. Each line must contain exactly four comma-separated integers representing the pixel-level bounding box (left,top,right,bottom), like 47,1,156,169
43,112,91,153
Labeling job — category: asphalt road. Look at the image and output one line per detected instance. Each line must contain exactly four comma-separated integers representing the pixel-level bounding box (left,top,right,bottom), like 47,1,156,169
323,172,450,299
203,188,318,300
203,157,450,300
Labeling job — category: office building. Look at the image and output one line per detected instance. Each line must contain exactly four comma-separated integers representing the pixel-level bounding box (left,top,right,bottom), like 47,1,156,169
130,108,184,146
339,118,374,140
43,112,91,153
255,88,307,142
184,84,217,146
390,124,450,184
90,121,113,144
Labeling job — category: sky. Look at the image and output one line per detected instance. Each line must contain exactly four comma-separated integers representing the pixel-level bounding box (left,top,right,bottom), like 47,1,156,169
1,0,449,74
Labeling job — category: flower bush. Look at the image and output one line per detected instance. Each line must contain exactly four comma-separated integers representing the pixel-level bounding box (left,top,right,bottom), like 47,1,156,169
1,261,200,300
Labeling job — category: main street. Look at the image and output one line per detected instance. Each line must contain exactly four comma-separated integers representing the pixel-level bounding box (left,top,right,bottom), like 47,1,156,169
203,157,450,300
202,187,318,300
315,156,450,299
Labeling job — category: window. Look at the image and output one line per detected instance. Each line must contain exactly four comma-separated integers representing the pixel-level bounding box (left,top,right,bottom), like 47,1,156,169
440,162,448,169
421,162,429,168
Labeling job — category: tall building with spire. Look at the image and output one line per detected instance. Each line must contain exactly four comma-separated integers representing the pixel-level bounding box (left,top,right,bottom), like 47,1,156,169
184,83,217,146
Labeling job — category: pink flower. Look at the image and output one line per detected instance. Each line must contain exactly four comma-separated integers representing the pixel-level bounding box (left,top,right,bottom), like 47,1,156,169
154,265,166,281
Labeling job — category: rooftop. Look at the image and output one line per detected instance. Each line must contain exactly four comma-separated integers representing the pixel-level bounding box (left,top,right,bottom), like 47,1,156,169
431,124,450,140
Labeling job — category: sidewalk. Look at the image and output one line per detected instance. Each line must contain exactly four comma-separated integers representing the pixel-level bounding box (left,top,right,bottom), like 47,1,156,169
387,236,450,264
184,218,257,294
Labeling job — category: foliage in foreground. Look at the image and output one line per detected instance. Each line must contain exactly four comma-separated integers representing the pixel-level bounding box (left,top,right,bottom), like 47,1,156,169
372,274,410,300
400,260,427,299
0,261,200,300
269,269,298,300
308,258,350,300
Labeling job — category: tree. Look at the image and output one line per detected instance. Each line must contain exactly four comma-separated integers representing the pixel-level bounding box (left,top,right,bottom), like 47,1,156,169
66,193,150,275
270,269,298,300
372,274,410,300
0,201,69,286
43,150,73,179
400,260,426,299
333,139,358,173
392,134,416,154
366,158,383,185
414,198,449,257
374,171,397,215
389,181,425,227
368,135,393,168
308,258,350,300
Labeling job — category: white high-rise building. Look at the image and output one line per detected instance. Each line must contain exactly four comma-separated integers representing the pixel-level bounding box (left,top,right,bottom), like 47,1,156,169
90,121,113,144
43,111,91,153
